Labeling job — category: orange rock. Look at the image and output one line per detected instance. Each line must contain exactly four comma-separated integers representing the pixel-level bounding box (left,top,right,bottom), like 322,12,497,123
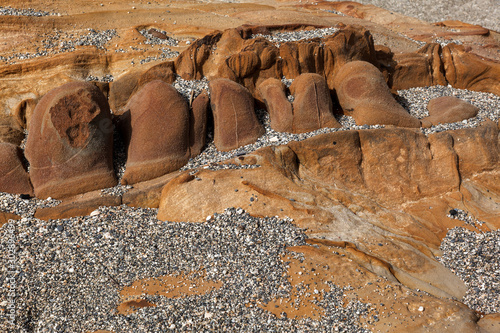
189,91,209,158
120,80,190,185
0,143,33,196
257,78,293,132
334,61,421,127
208,78,264,151
442,43,500,96
0,114,24,146
424,96,479,125
392,43,447,90
25,82,116,199
289,73,341,133
0,211,21,228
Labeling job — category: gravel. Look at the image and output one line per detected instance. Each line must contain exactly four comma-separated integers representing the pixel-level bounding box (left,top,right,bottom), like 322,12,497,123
439,227,500,314
253,27,339,47
0,6,59,17
0,206,372,332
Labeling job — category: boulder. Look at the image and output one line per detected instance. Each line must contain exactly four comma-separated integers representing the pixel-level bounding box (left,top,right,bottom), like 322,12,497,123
0,143,33,196
25,82,116,199
424,96,479,125
120,80,190,185
257,78,293,132
333,61,421,128
209,78,264,151
289,73,341,133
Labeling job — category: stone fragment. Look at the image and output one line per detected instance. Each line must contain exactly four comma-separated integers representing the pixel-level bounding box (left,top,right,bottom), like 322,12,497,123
25,82,116,199
334,61,421,127
0,143,33,195
289,73,341,133
0,211,20,228
257,78,293,132
120,80,190,185
424,96,479,125
209,78,264,151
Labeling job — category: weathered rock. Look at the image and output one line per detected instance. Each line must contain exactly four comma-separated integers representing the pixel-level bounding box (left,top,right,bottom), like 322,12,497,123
0,143,33,195
120,80,190,185
0,114,24,146
25,82,116,199
189,91,209,157
334,61,421,127
289,73,341,133
424,96,479,125
257,78,293,132
323,26,377,90
226,50,260,78
391,43,447,90
442,43,500,96
208,78,264,151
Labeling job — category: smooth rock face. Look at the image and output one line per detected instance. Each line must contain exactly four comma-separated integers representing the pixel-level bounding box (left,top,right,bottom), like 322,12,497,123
424,96,479,125
25,82,116,199
334,61,421,128
257,78,293,132
189,91,209,158
289,73,341,133
0,143,33,195
209,78,264,151
121,80,191,185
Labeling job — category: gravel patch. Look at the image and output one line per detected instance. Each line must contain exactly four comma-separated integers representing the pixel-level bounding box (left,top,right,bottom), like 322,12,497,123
0,206,372,332
439,227,500,314
139,29,179,47
446,208,485,228
252,27,339,47
0,6,59,17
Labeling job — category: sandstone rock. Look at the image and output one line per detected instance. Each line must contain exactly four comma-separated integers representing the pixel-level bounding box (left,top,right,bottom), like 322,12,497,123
120,80,190,185
323,26,377,90
0,114,24,146
0,143,33,195
226,50,260,78
12,98,37,130
208,78,264,151
189,91,209,157
392,43,447,90
442,43,500,96
34,189,121,221
424,96,479,125
334,61,421,127
289,73,341,133
25,82,116,199
137,61,176,88
257,78,293,132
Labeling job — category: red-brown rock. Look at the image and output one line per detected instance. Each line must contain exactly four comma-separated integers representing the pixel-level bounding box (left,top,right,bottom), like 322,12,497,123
289,73,341,133
120,80,190,185
25,82,116,199
0,143,33,195
424,96,479,125
208,78,264,151
334,61,421,128
257,78,293,132
189,91,209,157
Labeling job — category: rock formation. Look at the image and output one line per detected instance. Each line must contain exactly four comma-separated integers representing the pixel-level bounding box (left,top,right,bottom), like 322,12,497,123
25,82,116,199
424,96,479,125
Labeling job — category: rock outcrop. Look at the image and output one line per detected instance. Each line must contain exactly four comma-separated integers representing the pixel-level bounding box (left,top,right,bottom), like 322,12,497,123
25,82,116,199
334,61,421,127
120,80,191,185
209,78,264,151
